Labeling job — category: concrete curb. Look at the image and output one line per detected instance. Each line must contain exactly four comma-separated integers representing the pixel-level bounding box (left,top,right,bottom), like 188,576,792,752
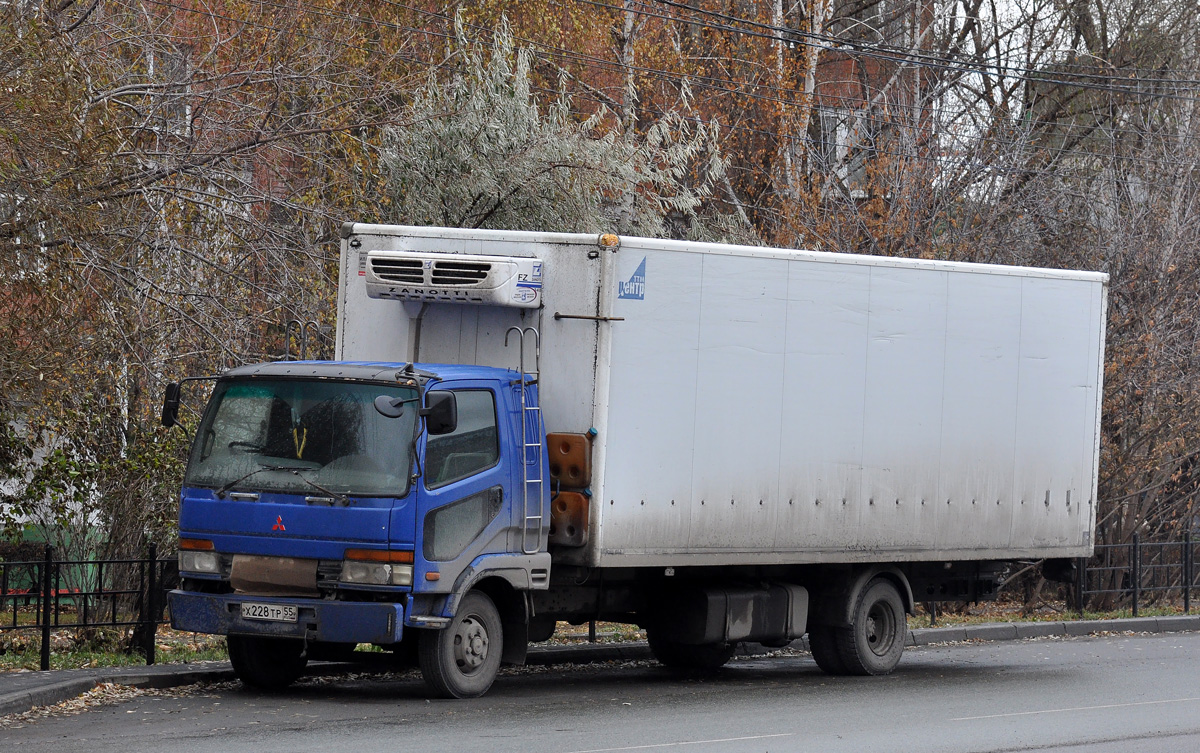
0,664,238,718
106,667,238,690
0,677,101,718
4,614,1200,716
527,642,653,665
908,614,1200,646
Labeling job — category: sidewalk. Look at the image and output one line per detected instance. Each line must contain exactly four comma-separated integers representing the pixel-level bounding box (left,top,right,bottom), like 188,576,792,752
3,614,1199,717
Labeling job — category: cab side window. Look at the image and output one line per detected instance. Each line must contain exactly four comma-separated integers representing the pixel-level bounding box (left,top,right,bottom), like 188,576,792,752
424,390,499,488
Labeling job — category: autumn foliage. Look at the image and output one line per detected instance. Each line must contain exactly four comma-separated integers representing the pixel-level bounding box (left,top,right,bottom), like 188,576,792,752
0,0,1197,587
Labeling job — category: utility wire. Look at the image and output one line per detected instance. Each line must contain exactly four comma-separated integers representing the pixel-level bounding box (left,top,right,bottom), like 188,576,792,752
128,0,1200,148
612,0,1200,100
369,0,1200,145
93,0,1200,191
640,0,1200,84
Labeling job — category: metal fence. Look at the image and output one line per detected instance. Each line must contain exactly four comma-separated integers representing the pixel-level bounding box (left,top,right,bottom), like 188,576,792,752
1077,532,1198,616
4,536,1198,670
0,545,173,670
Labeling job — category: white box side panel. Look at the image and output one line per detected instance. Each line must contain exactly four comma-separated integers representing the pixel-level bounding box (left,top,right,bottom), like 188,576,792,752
395,236,535,374
596,246,1104,566
337,238,412,362
1010,277,1098,548
1086,283,1107,546
774,261,871,551
688,254,787,549
536,245,606,435
857,267,949,549
403,237,601,435
934,273,1022,550
600,249,702,553
339,233,603,435
417,305,526,371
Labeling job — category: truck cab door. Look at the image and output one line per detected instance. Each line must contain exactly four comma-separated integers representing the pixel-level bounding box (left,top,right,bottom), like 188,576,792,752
413,384,515,590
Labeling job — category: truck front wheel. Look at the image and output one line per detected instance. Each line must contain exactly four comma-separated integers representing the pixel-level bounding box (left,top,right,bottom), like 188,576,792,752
834,577,906,675
647,627,735,670
227,635,308,690
418,591,503,698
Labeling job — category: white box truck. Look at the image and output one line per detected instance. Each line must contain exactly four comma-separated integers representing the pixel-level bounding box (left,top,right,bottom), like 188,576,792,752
166,223,1107,698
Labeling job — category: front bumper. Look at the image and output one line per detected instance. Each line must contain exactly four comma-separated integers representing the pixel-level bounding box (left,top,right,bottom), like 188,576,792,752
169,590,406,644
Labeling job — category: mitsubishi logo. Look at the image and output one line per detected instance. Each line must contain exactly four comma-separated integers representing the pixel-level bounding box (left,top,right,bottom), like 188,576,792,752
272,515,286,531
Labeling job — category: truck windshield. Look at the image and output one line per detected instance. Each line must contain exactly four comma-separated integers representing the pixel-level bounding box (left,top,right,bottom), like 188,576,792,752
185,379,419,498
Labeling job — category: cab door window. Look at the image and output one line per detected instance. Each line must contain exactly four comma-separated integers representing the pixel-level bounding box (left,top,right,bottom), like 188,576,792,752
424,390,500,489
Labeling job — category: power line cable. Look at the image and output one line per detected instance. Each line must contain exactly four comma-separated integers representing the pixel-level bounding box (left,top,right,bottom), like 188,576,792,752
637,0,1200,87
367,0,1199,146
100,0,1200,193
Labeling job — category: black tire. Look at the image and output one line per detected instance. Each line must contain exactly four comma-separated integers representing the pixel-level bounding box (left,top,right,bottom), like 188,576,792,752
834,577,907,676
305,641,358,662
647,626,735,670
386,634,421,668
418,591,503,699
227,635,308,690
807,625,848,675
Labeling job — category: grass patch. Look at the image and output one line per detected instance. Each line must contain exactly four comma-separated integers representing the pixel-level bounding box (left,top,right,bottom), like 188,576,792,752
0,627,227,672
908,599,1196,629
548,622,647,644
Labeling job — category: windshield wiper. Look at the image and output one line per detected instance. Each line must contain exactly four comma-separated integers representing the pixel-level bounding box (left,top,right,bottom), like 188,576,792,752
216,464,351,506
284,469,352,507
216,465,293,498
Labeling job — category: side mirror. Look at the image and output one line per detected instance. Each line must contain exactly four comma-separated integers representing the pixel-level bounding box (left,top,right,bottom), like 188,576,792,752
374,394,410,418
162,382,182,428
421,391,458,436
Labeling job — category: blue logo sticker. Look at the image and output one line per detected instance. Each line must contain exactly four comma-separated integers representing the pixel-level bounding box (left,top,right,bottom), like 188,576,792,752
515,261,543,289
618,257,647,300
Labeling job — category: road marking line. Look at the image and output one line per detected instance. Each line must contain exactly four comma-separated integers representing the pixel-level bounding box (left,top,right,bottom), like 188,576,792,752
952,697,1200,721
562,733,794,753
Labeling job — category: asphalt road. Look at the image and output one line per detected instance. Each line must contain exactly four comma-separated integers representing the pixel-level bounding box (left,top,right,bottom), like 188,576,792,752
5,632,1200,753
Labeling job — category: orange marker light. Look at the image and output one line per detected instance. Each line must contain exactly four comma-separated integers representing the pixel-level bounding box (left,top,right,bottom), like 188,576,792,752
344,549,414,564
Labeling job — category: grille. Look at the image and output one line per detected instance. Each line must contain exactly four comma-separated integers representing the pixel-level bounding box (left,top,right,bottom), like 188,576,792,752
370,257,423,283
317,559,342,590
432,260,492,286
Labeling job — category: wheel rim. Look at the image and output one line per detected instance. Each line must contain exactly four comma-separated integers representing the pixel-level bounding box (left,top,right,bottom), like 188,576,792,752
865,600,897,657
452,613,490,674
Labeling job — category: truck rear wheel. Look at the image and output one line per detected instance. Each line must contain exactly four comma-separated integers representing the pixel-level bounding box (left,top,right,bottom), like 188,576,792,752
647,627,735,670
418,591,503,698
835,577,906,675
227,635,308,690
807,625,848,675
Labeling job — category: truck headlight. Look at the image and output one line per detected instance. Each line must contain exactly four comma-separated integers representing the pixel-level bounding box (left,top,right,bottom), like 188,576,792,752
340,560,391,585
179,550,221,574
389,564,413,586
341,549,414,587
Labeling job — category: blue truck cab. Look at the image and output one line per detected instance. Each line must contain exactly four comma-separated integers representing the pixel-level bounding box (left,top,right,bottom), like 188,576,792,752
166,360,550,698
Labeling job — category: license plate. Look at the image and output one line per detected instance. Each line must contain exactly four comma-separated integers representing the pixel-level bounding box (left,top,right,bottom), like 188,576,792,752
240,602,298,623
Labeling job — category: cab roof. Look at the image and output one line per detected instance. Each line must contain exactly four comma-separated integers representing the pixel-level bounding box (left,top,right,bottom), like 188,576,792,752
222,361,520,385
